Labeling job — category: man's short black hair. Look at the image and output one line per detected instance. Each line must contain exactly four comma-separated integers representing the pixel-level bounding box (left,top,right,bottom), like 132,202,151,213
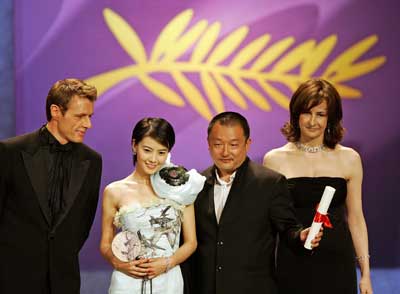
207,111,250,140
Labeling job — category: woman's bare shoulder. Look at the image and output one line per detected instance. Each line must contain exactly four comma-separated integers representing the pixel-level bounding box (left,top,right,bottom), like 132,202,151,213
335,144,361,162
264,143,294,159
334,145,363,178
263,144,294,167
104,176,134,199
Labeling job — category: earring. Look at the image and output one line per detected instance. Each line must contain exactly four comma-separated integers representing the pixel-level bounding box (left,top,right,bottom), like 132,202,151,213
326,125,331,135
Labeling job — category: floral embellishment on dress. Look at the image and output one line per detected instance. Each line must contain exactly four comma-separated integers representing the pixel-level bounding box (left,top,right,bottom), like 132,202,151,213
159,166,190,186
136,205,183,257
113,200,185,258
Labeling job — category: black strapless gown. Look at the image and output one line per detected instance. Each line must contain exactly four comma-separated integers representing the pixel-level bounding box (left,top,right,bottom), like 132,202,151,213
277,177,357,294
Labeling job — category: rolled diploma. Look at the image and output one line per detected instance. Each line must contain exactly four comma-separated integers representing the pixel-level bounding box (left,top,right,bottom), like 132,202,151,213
304,186,336,250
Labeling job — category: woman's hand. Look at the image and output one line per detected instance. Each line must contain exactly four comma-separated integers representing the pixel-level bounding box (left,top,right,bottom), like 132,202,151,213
141,257,171,279
359,275,373,294
113,258,150,278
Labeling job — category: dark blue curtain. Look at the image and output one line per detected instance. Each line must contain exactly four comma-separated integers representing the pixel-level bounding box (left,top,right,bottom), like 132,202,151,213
0,0,15,139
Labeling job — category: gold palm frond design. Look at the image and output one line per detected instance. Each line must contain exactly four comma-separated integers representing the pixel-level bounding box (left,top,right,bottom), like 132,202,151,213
86,8,387,120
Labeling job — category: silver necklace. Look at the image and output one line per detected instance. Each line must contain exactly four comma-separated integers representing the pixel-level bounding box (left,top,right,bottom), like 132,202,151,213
295,142,325,153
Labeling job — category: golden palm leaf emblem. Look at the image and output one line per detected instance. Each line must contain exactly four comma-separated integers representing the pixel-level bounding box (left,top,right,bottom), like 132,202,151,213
86,8,386,120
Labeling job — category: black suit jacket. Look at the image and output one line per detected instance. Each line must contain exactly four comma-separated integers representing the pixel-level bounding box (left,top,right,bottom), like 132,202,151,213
0,129,102,294
191,158,302,294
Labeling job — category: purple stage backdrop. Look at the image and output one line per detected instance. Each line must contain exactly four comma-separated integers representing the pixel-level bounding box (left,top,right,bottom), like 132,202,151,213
14,0,399,269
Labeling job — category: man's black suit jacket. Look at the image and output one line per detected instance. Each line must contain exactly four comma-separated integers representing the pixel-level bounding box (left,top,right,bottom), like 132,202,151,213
0,129,102,294
191,158,302,294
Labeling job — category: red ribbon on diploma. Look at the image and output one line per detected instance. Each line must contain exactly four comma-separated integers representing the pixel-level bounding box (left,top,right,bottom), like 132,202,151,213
313,211,333,228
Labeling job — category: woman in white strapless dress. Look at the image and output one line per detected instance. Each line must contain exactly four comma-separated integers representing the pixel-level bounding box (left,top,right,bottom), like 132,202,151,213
100,117,205,294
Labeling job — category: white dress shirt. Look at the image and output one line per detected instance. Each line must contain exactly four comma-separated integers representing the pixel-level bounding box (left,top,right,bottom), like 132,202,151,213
214,171,236,223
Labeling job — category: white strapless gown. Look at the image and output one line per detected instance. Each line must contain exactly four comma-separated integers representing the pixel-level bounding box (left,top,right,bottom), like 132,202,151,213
109,200,184,294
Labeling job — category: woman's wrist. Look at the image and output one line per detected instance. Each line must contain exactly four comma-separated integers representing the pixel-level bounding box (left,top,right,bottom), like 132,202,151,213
356,254,371,275
355,254,370,261
164,255,176,272
164,257,171,272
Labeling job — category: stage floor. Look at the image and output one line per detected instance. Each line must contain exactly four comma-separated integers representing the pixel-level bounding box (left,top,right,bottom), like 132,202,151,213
81,268,400,293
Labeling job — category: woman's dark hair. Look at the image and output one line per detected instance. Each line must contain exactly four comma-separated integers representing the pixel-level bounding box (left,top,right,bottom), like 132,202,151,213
281,78,345,148
131,117,175,165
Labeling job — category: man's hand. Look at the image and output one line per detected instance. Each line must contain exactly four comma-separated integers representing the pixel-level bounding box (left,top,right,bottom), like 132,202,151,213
300,227,324,249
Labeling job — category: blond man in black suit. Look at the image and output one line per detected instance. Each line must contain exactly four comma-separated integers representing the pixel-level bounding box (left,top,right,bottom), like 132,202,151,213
0,79,102,294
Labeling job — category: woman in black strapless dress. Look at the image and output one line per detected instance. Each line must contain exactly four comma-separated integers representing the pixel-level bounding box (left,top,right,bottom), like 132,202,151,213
263,79,372,294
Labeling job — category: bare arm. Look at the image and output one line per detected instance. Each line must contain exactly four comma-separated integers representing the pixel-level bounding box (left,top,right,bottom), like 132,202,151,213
99,185,149,278
170,204,198,266
146,204,197,279
345,151,373,294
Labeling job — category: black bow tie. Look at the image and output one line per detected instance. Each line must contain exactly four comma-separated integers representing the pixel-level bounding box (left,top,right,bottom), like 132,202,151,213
49,140,72,153
39,126,73,153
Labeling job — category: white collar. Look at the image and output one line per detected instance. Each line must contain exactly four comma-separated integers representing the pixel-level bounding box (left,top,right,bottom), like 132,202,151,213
215,170,236,186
